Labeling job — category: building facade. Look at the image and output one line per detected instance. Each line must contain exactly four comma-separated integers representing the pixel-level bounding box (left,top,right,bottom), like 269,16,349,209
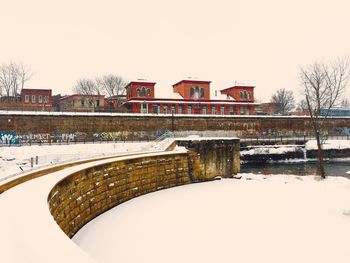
124,79,257,115
59,94,105,112
20,89,52,110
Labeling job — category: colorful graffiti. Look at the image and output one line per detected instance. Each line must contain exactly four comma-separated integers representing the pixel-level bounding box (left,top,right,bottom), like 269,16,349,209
0,131,19,145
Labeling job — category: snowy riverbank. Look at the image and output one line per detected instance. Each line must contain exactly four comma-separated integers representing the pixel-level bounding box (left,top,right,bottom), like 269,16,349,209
73,174,350,263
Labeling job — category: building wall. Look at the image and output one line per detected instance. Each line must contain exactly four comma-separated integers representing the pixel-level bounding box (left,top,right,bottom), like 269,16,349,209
126,82,155,99
173,80,210,100
221,86,254,102
20,89,52,110
59,96,105,112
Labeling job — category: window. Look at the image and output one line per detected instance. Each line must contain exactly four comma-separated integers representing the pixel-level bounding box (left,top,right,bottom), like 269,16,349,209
171,105,175,114
188,105,192,114
240,92,243,100
141,87,146,96
136,88,140,97
211,106,216,115
230,106,235,115
141,104,147,113
152,104,160,114
247,92,251,100
163,105,168,114
220,106,225,115
96,100,100,107
200,88,204,99
25,95,29,103
247,106,251,115
38,95,42,103
195,86,199,99
81,99,85,106
203,106,207,115
240,106,245,114
147,89,151,96
178,105,182,114
43,96,49,103
244,91,248,100
190,87,194,98
31,95,36,103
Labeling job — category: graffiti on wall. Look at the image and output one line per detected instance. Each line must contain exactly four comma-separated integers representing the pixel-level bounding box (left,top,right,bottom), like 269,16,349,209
0,131,19,145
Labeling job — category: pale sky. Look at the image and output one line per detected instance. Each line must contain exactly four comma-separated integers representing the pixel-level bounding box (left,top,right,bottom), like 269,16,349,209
1,0,350,102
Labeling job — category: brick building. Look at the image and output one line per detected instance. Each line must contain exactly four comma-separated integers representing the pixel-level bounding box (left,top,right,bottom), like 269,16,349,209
124,79,257,115
20,89,52,110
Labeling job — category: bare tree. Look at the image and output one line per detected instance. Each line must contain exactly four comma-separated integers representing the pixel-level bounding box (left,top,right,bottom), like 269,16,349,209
73,78,101,111
296,99,308,112
96,74,127,97
0,62,32,101
270,88,295,115
300,57,350,178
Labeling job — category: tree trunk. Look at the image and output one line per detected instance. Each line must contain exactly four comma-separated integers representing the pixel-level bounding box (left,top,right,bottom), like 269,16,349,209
315,131,326,178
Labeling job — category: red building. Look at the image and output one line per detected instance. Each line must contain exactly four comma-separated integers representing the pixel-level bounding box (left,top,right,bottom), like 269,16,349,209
124,79,257,115
20,88,52,110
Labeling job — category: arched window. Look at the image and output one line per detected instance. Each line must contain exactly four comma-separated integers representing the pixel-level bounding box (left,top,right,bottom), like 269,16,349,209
190,87,194,98
247,92,251,100
200,88,204,98
195,86,199,99
240,92,243,100
244,91,248,100
141,87,146,96
147,89,151,96
136,88,140,97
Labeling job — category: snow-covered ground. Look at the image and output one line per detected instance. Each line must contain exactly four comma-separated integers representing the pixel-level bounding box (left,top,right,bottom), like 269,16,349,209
0,142,153,181
306,139,350,150
73,174,350,263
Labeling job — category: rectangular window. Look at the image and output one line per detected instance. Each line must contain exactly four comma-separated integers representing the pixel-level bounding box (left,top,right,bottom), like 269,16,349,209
211,106,216,115
203,106,207,115
96,100,100,107
31,95,36,103
81,99,85,106
247,106,251,115
38,95,42,103
141,104,148,113
240,106,245,114
25,95,29,103
230,106,235,115
188,105,192,114
178,105,182,114
171,105,175,114
220,106,225,115
43,96,49,103
163,105,168,114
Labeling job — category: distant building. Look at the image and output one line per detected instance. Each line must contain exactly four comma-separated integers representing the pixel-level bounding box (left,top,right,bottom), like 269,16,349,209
255,103,281,115
104,95,127,111
20,88,52,110
59,94,105,112
124,79,257,115
320,107,350,116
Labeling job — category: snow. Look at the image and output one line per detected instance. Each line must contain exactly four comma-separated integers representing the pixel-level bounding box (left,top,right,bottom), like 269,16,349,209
241,145,300,156
0,142,152,182
306,139,350,150
73,174,350,263
0,150,186,263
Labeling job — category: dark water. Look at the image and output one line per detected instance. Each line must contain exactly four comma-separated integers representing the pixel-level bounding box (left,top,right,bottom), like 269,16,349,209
241,160,350,177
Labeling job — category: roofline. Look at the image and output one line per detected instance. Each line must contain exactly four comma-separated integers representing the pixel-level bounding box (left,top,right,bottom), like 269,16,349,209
59,94,105,100
124,81,157,90
172,79,211,87
220,85,255,92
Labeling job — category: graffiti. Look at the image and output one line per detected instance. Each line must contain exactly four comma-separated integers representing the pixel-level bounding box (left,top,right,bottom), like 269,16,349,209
330,127,350,136
0,131,19,145
93,132,119,141
54,131,77,141
18,133,51,143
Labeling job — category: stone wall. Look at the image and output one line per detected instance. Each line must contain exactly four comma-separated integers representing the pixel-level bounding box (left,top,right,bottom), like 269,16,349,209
47,139,241,238
1,113,350,144
48,153,191,238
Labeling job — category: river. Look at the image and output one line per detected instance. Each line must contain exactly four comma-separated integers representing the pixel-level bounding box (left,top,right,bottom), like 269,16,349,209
240,159,350,177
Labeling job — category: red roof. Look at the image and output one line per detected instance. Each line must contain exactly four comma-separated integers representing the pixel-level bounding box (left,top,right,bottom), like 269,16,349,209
220,85,255,93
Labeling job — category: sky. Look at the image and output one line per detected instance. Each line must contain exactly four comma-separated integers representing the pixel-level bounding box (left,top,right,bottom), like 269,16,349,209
1,0,350,102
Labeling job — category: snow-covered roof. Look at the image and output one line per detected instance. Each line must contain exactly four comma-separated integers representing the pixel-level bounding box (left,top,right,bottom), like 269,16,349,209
211,90,235,100
172,78,211,86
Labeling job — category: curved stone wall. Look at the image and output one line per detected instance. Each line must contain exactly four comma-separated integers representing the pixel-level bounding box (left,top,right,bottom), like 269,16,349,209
48,152,191,238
